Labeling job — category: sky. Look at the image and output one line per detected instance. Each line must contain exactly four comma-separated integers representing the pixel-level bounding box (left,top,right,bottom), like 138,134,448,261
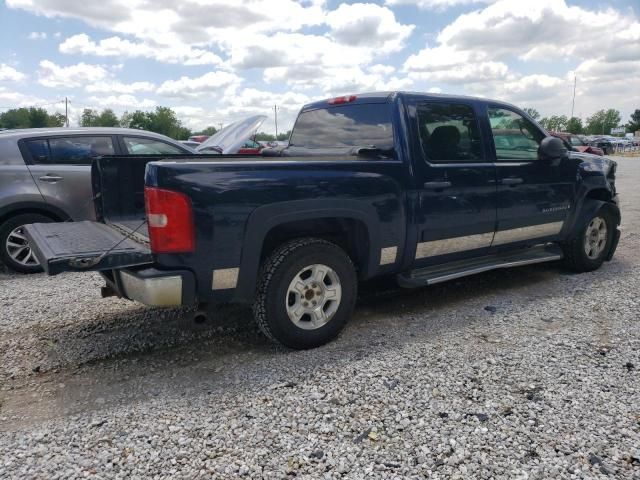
0,0,638,134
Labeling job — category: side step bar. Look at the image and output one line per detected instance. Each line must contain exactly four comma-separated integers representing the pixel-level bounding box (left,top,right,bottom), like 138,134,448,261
397,244,563,288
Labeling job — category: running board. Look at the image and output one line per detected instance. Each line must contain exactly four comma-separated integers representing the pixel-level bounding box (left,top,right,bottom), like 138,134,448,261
397,244,563,288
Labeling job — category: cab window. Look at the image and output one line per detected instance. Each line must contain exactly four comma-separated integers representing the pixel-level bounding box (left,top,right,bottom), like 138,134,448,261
417,102,482,162
488,108,544,161
123,137,184,155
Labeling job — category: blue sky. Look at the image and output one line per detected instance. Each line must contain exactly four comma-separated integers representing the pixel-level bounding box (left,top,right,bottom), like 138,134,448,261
0,0,638,132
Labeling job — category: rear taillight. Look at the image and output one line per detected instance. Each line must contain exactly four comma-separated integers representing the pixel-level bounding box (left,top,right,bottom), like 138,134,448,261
144,187,195,254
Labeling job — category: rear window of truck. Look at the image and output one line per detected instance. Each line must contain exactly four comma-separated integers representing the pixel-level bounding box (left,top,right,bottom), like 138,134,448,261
289,103,394,150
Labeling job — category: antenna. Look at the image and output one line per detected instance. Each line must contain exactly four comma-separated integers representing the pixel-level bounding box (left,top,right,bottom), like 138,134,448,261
570,75,576,119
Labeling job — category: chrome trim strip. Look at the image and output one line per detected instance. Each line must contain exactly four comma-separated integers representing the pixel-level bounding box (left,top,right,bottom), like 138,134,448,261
380,246,397,265
426,252,563,285
415,232,493,259
493,221,563,246
212,268,239,290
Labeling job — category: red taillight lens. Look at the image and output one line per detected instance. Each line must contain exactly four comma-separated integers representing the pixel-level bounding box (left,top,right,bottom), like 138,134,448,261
327,95,356,105
144,187,195,254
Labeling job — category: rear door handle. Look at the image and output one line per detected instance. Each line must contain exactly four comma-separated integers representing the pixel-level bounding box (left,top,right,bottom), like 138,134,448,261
423,181,452,189
501,177,523,186
39,175,63,183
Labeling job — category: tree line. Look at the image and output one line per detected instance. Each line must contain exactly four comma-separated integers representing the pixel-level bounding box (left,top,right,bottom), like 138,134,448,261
0,107,65,129
524,108,640,135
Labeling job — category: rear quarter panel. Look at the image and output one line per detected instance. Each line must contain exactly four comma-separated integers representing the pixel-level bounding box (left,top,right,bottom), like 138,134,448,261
145,159,408,302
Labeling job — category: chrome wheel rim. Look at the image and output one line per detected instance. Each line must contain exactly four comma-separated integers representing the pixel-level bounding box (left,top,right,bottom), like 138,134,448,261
285,264,342,330
6,226,39,267
584,216,607,260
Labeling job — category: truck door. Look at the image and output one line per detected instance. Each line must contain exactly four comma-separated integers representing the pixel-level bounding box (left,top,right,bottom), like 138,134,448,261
411,100,497,267
21,135,118,221
485,106,575,248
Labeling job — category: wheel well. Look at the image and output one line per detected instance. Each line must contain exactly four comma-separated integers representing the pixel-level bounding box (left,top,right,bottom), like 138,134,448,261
260,217,370,275
0,207,63,226
586,188,612,202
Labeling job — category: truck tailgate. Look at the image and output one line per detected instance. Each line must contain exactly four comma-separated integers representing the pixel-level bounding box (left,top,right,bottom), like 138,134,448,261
24,221,152,275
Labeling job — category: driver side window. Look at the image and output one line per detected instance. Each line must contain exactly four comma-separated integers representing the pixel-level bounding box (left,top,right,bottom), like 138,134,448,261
488,108,544,161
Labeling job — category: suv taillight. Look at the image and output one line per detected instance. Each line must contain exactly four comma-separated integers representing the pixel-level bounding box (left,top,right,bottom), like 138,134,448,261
144,187,195,254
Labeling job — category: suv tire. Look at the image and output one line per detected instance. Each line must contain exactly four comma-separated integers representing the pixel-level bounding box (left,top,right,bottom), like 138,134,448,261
253,238,357,349
0,213,53,273
562,208,615,273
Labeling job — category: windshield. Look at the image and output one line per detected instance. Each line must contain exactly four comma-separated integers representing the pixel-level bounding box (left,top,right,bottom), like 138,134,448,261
569,136,585,146
289,103,394,151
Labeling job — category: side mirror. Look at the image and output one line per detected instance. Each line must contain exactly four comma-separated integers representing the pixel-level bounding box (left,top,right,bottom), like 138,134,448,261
539,136,568,162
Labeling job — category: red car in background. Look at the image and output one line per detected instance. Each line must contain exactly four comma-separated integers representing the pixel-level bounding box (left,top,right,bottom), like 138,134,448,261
550,132,604,156
237,139,263,155
188,135,210,144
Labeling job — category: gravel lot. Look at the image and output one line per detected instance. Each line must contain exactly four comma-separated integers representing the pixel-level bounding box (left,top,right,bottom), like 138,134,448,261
1,156,639,479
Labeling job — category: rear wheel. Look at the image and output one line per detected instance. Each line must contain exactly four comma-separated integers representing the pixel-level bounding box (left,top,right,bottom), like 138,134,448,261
0,213,53,273
253,238,357,349
562,208,614,272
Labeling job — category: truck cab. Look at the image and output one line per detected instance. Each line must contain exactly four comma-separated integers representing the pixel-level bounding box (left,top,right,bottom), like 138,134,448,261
25,92,621,349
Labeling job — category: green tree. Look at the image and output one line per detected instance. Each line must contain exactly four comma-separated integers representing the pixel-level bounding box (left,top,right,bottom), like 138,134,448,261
193,126,218,136
80,108,99,127
0,107,65,129
523,108,540,120
125,110,152,130
626,109,640,133
585,109,621,135
118,107,191,139
254,131,275,141
540,115,568,132
277,130,291,141
97,109,119,127
566,117,583,134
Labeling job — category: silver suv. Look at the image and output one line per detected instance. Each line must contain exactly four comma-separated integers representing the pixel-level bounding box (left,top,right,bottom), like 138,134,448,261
0,127,195,273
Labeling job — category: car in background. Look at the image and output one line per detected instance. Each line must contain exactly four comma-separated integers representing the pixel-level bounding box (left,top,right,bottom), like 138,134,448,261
180,140,202,149
550,131,604,156
237,139,264,155
0,127,196,273
196,115,266,155
585,137,614,155
188,134,210,144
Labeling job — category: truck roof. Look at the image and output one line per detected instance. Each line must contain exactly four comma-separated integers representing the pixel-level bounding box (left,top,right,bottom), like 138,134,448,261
301,91,521,113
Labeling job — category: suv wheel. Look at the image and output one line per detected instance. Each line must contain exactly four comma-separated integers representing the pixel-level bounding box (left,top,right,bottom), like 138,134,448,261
253,238,357,349
562,208,614,272
0,213,53,273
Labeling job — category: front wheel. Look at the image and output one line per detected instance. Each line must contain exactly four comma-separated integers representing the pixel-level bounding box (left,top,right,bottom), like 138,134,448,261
253,238,357,349
562,208,615,272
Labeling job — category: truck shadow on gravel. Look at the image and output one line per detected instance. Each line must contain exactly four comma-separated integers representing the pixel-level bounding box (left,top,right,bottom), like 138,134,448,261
1,258,627,427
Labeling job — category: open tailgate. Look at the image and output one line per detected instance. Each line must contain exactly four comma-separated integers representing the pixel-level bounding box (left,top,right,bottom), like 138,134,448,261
24,221,152,275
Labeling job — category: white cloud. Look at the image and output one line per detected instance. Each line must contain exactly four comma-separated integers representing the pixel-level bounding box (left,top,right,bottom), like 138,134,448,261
87,94,155,109
37,60,108,88
385,0,494,9
85,80,155,94
326,3,414,53
59,33,222,66
27,31,47,40
0,64,26,82
0,87,47,107
156,71,242,98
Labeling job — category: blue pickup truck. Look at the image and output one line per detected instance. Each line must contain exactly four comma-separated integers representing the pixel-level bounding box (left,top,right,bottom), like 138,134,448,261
25,92,621,349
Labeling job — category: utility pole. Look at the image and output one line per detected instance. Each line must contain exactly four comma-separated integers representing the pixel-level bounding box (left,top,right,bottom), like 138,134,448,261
65,97,69,127
570,75,576,119
274,105,279,139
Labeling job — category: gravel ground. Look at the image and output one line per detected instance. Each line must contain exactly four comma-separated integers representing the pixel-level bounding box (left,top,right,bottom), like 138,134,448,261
1,156,639,479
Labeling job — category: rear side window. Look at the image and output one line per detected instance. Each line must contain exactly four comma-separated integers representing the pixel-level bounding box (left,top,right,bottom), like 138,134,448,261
24,136,115,165
123,137,184,155
289,103,394,153
417,103,482,162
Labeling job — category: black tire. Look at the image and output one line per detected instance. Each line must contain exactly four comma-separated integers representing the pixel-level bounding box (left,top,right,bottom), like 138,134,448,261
0,213,53,273
253,238,357,349
562,208,615,273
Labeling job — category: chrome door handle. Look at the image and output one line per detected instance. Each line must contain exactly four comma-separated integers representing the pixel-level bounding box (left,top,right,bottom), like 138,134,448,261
423,181,452,189
39,175,63,183
501,177,523,186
